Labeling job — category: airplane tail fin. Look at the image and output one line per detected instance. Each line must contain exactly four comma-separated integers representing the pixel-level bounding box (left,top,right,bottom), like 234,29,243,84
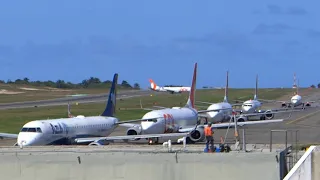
67,102,74,118
101,73,118,117
149,79,159,90
185,63,197,109
223,71,229,102
254,75,258,100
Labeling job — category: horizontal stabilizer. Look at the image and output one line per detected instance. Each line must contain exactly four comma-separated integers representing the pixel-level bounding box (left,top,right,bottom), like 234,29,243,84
74,132,190,143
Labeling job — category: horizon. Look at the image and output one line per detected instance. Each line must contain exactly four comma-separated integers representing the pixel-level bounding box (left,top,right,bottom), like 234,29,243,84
0,0,319,88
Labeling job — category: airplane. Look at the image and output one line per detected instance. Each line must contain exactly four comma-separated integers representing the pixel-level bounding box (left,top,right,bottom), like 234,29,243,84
75,63,286,145
149,79,190,94
0,73,191,146
278,74,315,108
196,72,297,123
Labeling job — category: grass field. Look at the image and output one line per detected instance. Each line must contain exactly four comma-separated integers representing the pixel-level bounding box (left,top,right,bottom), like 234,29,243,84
0,88,298,133
0,83,137,103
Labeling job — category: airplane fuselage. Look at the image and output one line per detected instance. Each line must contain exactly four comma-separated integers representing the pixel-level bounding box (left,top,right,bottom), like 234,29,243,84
138,107,198,134
17,116,119,146
290,94,302,107
206,102,233,123
241,99,262,113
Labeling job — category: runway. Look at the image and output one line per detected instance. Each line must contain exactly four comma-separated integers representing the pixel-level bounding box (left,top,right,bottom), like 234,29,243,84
0,90,153,110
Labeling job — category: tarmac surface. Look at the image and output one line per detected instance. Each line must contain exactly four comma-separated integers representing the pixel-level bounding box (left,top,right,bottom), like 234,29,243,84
0,89,153,110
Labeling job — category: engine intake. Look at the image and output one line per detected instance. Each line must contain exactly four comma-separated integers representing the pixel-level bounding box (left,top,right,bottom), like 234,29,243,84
264,110,274,120
126,126,142,136
188,128,205,142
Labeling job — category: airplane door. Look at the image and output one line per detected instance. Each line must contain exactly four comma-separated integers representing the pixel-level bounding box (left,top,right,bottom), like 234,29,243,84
164,114,174,133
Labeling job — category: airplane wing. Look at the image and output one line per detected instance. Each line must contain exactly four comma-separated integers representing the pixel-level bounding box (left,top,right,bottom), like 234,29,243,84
0,133,18,139
196,101,242,107
116,117,161,125
236,109,301,117
178,119,284,132
74,132,190,144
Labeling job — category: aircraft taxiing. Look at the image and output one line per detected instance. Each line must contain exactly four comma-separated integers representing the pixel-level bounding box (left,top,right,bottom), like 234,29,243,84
197,72,297,123
149,79,190,94
278,73,315,108
0,74,189,146
77,63,285,145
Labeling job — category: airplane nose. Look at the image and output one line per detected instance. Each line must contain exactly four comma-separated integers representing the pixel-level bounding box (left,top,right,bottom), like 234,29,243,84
141,122,160,134
17,133,38,146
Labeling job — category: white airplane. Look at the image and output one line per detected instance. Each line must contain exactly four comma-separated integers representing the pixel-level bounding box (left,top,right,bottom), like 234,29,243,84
278,74,315,108
0,73,190,146
196,72,295,123
149,79,190,94
75,63,285,145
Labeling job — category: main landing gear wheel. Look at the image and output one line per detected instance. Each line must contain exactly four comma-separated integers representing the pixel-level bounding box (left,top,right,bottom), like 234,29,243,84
148,138,159,145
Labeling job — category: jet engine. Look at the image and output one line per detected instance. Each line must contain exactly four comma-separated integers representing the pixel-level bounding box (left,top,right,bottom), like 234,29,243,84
264,110,274,120
126,125,142,136
236,116,247,122
188,127,205,143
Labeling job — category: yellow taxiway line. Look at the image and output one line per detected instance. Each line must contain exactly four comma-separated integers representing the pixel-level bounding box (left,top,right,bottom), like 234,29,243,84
286,108,320,125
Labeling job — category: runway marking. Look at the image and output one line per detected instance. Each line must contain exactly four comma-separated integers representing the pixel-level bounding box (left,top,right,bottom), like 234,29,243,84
286,109,320,125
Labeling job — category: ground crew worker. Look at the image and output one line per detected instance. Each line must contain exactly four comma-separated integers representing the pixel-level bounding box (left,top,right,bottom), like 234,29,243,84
204,122,214,152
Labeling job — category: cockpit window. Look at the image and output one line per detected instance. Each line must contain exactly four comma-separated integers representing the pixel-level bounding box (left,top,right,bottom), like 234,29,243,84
36,128,42,133
20,127,42,133
243,104,252,107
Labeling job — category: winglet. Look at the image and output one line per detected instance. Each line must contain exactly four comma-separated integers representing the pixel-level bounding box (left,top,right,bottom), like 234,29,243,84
186,63,197,109
101,73,118,117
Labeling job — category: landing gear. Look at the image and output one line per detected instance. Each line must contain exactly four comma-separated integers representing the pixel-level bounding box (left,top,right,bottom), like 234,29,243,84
148,137,159,145
259,115,266,120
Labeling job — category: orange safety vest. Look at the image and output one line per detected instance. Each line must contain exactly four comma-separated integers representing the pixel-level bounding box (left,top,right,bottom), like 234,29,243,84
204,126,212,136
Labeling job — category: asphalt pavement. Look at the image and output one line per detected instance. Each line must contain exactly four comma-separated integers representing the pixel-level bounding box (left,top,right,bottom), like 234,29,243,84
0,90,154,110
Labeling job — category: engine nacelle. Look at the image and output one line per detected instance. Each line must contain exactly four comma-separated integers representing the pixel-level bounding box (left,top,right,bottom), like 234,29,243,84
236,116,247,122
88,140,110,146
126,125,142,136
188,128,205,142
264,110,274,120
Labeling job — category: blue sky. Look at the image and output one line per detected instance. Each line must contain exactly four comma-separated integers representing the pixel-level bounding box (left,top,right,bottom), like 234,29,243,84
0,0,319,89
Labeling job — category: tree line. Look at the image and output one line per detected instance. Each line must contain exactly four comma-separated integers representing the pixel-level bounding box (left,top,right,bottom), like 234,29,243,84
310,84,320,88
0,77,141,89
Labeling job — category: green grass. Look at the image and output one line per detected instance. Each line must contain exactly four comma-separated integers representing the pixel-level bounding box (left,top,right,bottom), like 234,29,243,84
0,84,138,103
0,88,298,133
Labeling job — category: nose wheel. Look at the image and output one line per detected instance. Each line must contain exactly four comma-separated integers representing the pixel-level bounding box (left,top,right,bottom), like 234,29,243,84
148,137,159,145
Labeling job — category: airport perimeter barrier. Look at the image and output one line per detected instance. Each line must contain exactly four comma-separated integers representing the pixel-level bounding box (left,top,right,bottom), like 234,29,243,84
283,145,320,180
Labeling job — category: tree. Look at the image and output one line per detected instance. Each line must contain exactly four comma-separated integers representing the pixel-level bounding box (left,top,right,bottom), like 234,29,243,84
121,80,132,88
23,78,29,84
133,83,140,89
318,83,320,88
310,84,316,88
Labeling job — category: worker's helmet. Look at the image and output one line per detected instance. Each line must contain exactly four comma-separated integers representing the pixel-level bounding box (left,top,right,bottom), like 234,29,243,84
208,122,212,126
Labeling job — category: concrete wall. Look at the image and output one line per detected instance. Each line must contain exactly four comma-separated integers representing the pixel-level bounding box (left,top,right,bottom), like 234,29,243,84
312,152,320,180
0,152,279,180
